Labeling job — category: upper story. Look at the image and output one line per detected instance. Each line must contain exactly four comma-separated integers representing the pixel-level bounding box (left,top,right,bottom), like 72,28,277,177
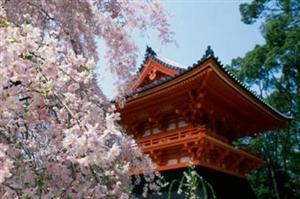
120,46,291,144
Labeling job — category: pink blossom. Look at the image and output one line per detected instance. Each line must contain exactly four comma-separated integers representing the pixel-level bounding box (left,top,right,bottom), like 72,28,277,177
0,144,12,184
0,0,171,197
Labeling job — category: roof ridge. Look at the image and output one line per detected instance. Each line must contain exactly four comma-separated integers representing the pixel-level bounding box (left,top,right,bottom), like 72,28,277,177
128,45,292,120
138,46,186,73
192,46,292,120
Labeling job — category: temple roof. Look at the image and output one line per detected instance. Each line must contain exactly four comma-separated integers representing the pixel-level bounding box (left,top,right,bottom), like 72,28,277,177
129,46,292,121
138,46,186,73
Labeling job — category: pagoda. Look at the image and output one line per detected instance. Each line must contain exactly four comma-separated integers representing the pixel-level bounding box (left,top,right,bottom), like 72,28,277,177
119,46,291,198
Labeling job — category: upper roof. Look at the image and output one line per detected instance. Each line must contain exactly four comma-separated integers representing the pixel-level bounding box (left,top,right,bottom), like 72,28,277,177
131,46,186,90
139,46,186,73
128,46,292,122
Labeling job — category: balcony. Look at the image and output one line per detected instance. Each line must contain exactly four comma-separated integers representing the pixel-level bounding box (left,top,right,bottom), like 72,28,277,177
138,127,264,178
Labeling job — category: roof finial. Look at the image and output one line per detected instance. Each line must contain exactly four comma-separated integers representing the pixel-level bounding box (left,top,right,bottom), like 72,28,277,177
200,45,215,61
145,45,157,57
205,45,214,57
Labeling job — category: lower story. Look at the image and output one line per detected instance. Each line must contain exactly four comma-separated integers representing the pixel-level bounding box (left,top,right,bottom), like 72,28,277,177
133,165,257,199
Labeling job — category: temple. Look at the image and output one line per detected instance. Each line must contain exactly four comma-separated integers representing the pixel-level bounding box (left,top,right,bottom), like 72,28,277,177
119,46,291,198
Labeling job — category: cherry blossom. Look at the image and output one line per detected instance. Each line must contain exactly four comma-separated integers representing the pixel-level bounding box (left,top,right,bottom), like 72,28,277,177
2,0,174,95
0,0,172,198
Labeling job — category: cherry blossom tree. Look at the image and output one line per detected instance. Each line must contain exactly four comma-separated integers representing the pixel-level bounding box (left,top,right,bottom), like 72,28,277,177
0,0,172,198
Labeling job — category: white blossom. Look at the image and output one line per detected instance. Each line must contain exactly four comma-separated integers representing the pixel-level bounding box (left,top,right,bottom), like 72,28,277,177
0,0,171,197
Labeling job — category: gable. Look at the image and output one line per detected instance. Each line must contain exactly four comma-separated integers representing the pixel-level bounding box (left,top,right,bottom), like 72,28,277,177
125,46,291,136
132,56,184,90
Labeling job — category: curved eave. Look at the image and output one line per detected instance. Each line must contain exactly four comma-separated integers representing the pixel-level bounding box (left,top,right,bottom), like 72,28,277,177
212,58,293,122
126,56,292,125
138,55,186,74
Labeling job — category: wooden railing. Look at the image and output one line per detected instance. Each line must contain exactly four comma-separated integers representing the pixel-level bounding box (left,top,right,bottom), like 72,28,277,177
139,127,205,151
137,127,264,177
138,127,260,160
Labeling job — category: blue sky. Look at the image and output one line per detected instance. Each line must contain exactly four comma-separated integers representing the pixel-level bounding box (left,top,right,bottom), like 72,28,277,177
99,0,264,98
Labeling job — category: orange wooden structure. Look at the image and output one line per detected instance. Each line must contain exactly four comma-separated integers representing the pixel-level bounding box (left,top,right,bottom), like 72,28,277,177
120,46,291,179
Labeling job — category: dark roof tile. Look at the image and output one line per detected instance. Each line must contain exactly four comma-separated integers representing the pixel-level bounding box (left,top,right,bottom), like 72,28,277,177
127,46,292,120
138,46,186,73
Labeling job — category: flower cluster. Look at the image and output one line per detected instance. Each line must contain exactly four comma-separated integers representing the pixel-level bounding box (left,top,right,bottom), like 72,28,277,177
2,0,174,96
0,144,12,184
0,0,172,198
